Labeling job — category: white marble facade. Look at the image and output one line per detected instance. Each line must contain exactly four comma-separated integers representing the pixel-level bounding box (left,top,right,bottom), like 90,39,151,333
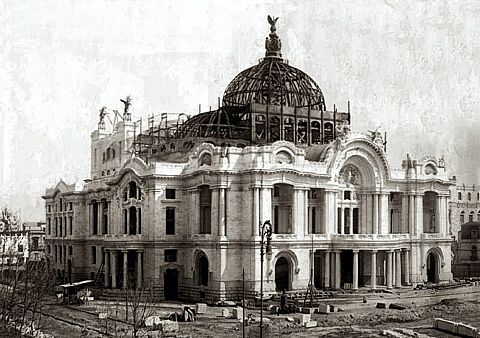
43,122,454,301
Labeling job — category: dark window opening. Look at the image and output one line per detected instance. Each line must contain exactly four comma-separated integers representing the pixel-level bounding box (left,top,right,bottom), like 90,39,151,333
199,186,211,234
166,189,176,199
164,249,177,262
91,246,96,264
92,201,98,235
129,206,137,235
344,191,351,200
166,207,175,235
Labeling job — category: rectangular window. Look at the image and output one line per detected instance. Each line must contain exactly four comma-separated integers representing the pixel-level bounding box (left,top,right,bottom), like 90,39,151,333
32,237,39,250
68,246,73,255
18,244,23,253
164,249,177,262
344,191,351,200
311,207,316,233
59,246,63,263
166,207,175,235
472,230,478,239
69,216,73,235
47,218,51,235
69,202,73,211
91,246,96,264
54,246,57,263
200,206,211,234
166,189,176,199
47,205,51,213
59,218,62,237
92,202,98,235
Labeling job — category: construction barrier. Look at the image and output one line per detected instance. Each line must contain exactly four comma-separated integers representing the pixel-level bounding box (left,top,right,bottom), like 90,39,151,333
434,318,458,334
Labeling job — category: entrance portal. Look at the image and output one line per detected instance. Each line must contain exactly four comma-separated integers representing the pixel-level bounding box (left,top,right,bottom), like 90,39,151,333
164,268,179,301
275,257,290,291
341,250,353,287
427,252,438,283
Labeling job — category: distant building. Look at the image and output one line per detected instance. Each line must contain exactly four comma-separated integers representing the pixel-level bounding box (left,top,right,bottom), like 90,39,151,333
449,184,480,278
452,222,480,278
43,17,454,301
24,222,46,262
0,227,29,270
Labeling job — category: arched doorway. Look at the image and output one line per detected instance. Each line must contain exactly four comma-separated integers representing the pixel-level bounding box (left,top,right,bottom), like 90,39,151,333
427,251,438,283
197,255,209,286
164,268,179,301
275,257,290,292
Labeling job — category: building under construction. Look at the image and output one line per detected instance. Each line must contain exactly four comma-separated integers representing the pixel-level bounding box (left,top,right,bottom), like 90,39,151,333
44,16,454,301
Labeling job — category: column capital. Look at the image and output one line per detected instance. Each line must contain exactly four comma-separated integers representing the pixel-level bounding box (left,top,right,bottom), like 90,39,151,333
370,249,378,254
352,249,359,254
402,248,410,253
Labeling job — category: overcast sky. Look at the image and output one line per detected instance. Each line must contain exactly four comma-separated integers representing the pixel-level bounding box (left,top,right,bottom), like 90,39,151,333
1,0,480,221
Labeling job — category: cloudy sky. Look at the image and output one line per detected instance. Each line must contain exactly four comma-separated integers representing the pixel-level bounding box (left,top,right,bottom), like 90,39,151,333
1,0,480,221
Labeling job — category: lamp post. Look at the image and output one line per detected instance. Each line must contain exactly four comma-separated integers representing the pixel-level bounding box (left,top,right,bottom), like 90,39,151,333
259,220,272,338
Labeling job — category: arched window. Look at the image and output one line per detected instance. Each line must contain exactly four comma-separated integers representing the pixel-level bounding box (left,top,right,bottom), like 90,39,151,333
458,192,462,201
468,192,472,201
311,121,321,144
199,153,212,166
469,211,474,223
460,211,465,224
128,181,141,200
324,122,334,143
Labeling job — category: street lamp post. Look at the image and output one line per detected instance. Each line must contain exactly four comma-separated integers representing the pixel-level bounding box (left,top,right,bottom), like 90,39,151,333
259,220,272,338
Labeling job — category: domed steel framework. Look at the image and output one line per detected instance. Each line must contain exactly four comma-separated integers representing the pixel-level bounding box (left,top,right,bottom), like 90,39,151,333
130,16,350,162
223,58,326,111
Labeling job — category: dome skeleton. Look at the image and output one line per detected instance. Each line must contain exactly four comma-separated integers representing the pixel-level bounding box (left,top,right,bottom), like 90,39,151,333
127,16,350,161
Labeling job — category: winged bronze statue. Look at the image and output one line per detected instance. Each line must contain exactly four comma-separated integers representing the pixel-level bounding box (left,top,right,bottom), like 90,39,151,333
267,15,279,32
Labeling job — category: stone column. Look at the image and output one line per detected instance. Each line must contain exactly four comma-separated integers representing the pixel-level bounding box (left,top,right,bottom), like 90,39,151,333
193,189,200,234
415,195,423,235
324,251,330,288
438,196,447,235
340,207,345,235
89,203,93,235
371,250,377,290
373,194,379,234
395,250,402,287
401,194,408,233
253,187,260,236
218,188,226,237
104,250,110,287
292,189,300,235
324,190,338,235
379,193,390,234
360,193,367,234
335,251,341,290
408,195,415,234
404,249,410,285
99,201,104,235
352,250,359,290
211,188,219,236
387,250,393,289
111,251,117,288
304,190,309,235
260,187,272,233
122,250,128,289
136,251,143,289
366,194,373,233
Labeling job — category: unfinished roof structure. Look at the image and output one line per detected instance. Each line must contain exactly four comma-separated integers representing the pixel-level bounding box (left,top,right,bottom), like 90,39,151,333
131,16,350,163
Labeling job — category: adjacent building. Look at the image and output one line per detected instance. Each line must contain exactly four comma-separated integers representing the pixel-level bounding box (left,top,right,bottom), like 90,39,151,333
43,17,454,301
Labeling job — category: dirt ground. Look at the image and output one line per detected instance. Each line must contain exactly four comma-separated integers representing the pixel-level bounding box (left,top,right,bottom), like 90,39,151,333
34,291,480,337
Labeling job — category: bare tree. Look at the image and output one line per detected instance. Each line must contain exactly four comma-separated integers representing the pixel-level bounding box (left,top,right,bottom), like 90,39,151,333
123,277,159,338
0,207,55,336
